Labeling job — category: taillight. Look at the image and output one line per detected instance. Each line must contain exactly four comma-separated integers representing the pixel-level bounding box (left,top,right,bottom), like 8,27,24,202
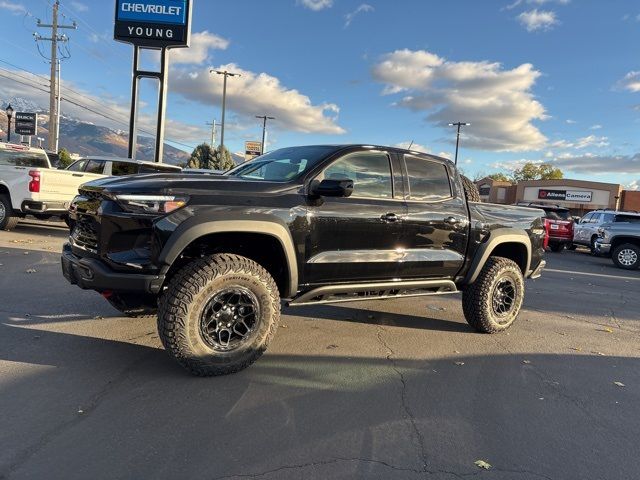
28,170,41,193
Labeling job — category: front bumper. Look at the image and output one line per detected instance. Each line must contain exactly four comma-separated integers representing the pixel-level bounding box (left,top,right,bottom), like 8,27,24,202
61,243,164,294
595,241,611,255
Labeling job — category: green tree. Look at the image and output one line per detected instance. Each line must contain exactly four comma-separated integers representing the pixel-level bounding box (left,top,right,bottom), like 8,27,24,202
58,148,73,168
512,162,563,182
487,172,511,182
188,143,214,169
210,145,235,171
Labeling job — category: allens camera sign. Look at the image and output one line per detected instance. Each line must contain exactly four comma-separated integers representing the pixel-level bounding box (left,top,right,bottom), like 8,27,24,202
114,0,192,48
538,189,593,203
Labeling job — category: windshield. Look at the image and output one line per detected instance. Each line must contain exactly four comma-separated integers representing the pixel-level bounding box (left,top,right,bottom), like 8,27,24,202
225,146,338,181
0,149,49,168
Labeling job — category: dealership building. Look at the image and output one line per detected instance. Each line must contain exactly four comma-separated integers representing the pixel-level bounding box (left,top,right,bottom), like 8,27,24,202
476,178,628,215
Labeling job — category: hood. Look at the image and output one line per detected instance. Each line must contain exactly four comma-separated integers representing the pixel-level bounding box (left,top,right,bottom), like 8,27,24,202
79,173,297,197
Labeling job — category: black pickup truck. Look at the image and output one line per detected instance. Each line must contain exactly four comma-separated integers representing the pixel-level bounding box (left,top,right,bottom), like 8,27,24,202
61,145,546,376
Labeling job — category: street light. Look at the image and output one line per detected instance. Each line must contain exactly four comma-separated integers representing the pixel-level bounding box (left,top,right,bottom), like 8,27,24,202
210,69,241,149
255,115,275,154
448,122,470,166
5,104,14,143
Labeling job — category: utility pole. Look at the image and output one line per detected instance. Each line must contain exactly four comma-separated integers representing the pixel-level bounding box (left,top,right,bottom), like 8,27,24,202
35,0,76,152
255,115,275,154
210,70,241,149
448,122,470,166
205,119,221,146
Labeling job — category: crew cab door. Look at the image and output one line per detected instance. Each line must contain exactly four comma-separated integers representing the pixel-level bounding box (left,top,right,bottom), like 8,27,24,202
304,149,406,285
398,155,468,279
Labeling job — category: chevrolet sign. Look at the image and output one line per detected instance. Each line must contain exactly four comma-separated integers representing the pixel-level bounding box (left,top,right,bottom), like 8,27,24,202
114,0,191,48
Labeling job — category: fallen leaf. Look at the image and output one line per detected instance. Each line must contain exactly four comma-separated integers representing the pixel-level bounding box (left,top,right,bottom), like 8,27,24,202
454,361,465,366
77,409,84,414
597,327,613,333
280,324,288,328
522,360,531,364
326,344,338,350
570,347,582,352
428,305,445,312
591,351,606,356
614,382,625,388
474,460,491,470
93,316,104,320
25,269,37,274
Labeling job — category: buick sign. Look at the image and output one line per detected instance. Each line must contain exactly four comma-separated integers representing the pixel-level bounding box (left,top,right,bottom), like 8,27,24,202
114,0,192,48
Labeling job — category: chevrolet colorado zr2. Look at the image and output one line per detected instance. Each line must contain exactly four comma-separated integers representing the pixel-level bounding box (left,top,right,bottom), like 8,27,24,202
61,145,547,376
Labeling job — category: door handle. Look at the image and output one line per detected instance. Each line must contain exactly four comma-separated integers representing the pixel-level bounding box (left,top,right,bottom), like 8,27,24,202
444,216,460,225
381,213,400,223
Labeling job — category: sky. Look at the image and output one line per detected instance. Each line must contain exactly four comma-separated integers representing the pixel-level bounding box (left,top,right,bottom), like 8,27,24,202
1,0,640,189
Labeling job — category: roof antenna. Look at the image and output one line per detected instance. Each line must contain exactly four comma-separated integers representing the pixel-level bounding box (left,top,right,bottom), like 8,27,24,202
408,140,414,150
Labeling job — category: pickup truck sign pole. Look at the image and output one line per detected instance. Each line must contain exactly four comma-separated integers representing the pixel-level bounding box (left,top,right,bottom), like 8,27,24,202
114,0,192,162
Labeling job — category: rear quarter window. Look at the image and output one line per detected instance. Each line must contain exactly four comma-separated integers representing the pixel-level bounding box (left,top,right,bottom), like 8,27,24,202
0,149,49,168
615,215,640,223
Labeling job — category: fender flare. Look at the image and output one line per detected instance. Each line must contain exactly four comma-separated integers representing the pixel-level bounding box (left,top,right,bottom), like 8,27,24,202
158,217,299,298
463,228,532,285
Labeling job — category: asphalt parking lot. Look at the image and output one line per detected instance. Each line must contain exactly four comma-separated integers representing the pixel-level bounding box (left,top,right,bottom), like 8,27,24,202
1,221,639,480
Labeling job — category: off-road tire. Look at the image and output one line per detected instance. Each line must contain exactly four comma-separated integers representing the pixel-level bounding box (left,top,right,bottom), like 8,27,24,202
549,242,564,252
106,292,158,318
462,257,525,333
461,175,481,202
590,236,598,255
612,243,640,270
157,254,280,376
0,195,19,231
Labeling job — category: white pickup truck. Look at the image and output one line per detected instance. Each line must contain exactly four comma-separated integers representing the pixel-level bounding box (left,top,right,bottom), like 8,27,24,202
0,142,181,230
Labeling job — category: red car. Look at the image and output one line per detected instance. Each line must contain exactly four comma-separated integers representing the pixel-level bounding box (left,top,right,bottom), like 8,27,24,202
522,204,574,252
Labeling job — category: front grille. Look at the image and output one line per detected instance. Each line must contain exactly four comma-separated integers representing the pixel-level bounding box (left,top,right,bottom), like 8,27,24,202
79,189,103,202
71,217,99,254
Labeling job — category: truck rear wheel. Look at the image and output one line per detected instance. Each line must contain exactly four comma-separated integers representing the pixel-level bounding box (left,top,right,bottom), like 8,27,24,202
105,292,158,318
0,195,20,231
158,254,280,376
462,257,525,333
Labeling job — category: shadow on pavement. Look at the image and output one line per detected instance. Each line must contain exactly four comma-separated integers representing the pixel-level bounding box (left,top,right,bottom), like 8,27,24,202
0,320,638,480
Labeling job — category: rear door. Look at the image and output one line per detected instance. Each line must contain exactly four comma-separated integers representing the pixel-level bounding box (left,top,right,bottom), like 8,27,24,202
399,155,468,279
39,159,105,202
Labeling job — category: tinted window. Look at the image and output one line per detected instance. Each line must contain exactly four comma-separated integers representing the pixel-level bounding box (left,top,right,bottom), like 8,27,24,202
67,160,87,172
615,215,640,223
602,213,615,223
580,213,593,223
590,213,603,224
545,209,571,220
111,161,137,176
139,164,181,173
405,156,451,201
85,160,105,174
322,152,393,199
0,149,49,168
226,146,337,181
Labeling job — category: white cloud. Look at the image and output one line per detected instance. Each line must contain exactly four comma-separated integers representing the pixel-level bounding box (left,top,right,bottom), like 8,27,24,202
491,158,544,171
618,71,640,93
551,153,640,174
0,1,26,14
590,124,602,130
344,4,374,28
297,0,333,10
70,1,88,12
170,31,229,65
171,63,345,135
505,0,569,10
372,49,547,152
517,9,559,32
627,179,638,190
565,119,576,124
549,135,609,149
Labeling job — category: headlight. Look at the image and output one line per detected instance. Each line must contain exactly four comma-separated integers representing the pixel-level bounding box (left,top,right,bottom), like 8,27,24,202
115,194,188,215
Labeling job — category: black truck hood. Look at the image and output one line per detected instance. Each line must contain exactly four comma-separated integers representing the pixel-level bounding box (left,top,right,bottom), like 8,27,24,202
80,173,297,196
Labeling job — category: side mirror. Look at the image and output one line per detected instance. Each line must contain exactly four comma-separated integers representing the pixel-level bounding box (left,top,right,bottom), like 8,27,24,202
312,178,354,198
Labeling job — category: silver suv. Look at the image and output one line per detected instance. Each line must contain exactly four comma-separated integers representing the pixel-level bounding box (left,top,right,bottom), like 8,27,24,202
573,209,640,253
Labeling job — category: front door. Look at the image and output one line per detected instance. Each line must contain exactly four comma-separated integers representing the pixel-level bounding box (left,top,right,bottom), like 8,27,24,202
398,155,468,279
304,150,406,285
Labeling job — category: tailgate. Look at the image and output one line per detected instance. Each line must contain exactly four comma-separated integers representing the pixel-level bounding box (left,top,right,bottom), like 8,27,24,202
39,170,105,202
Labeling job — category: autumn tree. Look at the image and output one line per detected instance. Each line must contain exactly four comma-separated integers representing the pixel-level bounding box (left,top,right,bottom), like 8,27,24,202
512,163,563,182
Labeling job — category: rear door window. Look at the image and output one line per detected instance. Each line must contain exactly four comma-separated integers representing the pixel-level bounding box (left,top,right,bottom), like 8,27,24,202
67,160,87,172
85,160,106,174
111,161,137,176
404,155,451,201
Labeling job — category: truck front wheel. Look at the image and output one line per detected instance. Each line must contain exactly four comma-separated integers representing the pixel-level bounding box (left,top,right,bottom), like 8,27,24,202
158,254,280,376
462,257,525,333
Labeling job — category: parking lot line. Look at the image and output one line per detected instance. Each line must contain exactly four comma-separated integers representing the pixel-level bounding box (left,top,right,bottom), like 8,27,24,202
545,268,640,282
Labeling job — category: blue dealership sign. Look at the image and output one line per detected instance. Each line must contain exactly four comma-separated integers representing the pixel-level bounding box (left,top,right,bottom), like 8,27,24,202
114,0,191,48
